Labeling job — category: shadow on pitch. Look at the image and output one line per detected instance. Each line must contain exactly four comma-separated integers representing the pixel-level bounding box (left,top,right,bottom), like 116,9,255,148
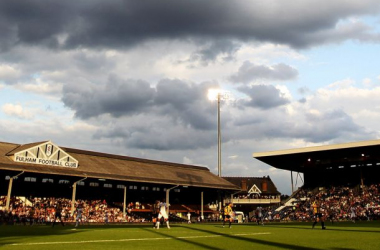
265,223,380,234
181,224,321,250
0,223,155,246
142,227,224,250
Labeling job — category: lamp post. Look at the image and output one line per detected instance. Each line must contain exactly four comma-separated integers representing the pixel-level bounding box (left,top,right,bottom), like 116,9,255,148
208,89,229,177
217,92,222,177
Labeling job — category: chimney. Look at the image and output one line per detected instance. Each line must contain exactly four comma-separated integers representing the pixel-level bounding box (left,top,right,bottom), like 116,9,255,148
262,179,268,192
241,179,247,191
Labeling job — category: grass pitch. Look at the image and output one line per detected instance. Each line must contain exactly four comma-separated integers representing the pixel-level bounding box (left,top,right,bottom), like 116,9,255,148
1,221,380,250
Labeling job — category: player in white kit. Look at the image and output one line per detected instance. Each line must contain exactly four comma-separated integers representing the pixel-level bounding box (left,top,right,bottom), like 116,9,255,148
350,205,356,223
75,204,83,228
156,200,170,229
256,206,264,225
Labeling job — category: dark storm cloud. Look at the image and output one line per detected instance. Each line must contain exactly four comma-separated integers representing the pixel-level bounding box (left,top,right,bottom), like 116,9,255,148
73,52,117,72
1,0,380,51
292,109,365,143
0,0,74,50
94,122,217,151
62,75,155,119
154,79,217,130
229,61,298,84
62,76,220,130
298,87,311,95
298,98,307,103
230,107,370,145
237,85,290,109
189,40,241,64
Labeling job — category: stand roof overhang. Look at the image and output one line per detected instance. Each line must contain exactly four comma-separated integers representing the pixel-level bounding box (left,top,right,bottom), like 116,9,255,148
253,139,380,173
0,141,239,190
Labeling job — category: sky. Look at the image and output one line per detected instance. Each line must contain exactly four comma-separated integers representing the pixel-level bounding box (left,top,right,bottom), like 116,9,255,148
1,0,380,195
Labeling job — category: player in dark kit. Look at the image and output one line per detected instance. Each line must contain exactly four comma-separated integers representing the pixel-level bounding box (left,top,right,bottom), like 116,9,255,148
52,201,65,227
312,197,326,230
152,200,160,229
220,206,226,222
222,203,234,228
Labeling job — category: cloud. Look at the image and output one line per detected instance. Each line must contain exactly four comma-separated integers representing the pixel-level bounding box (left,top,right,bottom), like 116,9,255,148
362,78,372,87
0,64,21,83
92,114,218,151
300,109,363,142
237,84,291,109
189,40,241,64
229,61,298,84
14,80,62,96
1,1,380,197
62,75,155,119
1,0,380,53
2,103,33,119
62,75,220,130
327,78,355,89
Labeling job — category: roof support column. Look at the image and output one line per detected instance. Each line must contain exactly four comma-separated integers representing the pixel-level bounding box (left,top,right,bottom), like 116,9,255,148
123,186,127,219
166,185,179,216
201,191,204,220
71,183,77,215
71,177,87,215
6,171,24,212
291,171,294,194
360,168,364,187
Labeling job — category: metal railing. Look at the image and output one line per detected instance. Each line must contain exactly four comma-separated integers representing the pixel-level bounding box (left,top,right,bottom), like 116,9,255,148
224,198,281,204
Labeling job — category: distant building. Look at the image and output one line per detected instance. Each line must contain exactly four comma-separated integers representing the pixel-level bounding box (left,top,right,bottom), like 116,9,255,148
222,176,281,213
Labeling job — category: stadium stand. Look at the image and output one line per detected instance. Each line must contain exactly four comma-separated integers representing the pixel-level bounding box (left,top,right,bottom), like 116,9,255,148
0,196,219,225
268,183,380,222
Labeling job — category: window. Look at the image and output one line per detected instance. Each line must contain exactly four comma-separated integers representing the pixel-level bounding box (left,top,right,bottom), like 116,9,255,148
129,185,137,190
59,180,70,184
141,186,149,191
117,185,126,189
77,181,85,186
90,182,99,187
174,189,181,193
5,176,10,180
24,177,37,182
42,178,54,183
153,187,160,191
104,183,112,188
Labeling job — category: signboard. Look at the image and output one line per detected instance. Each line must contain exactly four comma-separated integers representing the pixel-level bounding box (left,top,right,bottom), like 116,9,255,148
248,184,261,194
12,141,78,168
14,155,78,168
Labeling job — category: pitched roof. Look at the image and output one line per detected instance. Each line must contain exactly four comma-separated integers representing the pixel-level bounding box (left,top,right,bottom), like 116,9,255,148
0,141,239,190
5,141,49,156
222,176,280,194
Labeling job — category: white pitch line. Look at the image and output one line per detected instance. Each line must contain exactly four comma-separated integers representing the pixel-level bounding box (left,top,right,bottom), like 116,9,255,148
9,232,271,246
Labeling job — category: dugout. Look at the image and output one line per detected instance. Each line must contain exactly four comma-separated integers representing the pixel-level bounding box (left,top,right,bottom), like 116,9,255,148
253,139,380,192
0,140,239,217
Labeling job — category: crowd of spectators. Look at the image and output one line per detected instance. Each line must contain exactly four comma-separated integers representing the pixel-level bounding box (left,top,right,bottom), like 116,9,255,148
276,183,380,222
0,197,146,225
2,183,380,225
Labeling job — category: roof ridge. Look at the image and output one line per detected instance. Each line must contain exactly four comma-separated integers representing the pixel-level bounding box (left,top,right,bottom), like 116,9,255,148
61,146,210,171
